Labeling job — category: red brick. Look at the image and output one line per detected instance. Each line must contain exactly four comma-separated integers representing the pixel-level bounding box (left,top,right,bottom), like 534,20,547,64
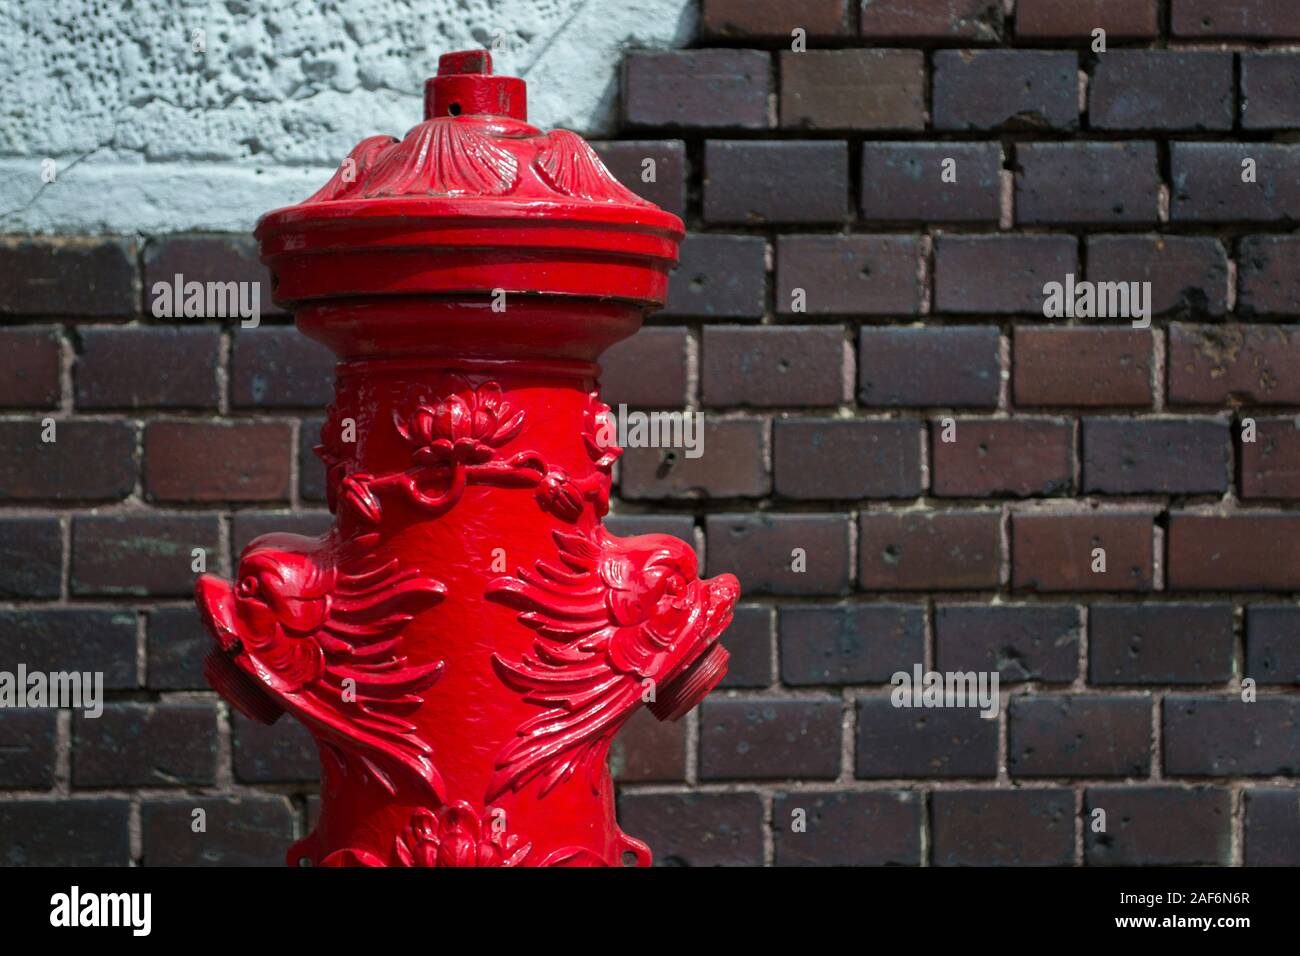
76,326,221,409
1016,142,1160,225
780,604,924,685
1082,418,1230,495
0,420,136,502
699,698,841,780
859,510,1001,590
1014,327,1152,408
859,0,1005,39
1171,143,1300,222
1239,236,1300,317
861,142,1002,223
1017,0,1158,37
702,0,852,38
619,418,769,499
73,702,218,787
1171,0,1300,39
935,604,1080,683
622,50,771,130
1164,696,1300,776
856,695,998,778
780,50,925,131
701,325,846,407
705,141,848,224
932,790,1075,865
1168,513,1300,591
0,326,60,408
1086,235,1229,317
0,237,138,318
934,234,1078,314
1090,52,1233,130
599,327,689,408
1239,417,1300,499
662,234,766,320
72,513,219,597
1009,695,1151,777
231,326,335,408
933,50,1078,131
1012,513,1153,592
590,140,687,217
1169,324,1300,407
932,418,1074,497
616,793,764,866
1085,787,1230,865
860,326,1000,408
145,420,292,502
774,418,921,499
1241,54,1300,130
706,512,851,595
776,235,923,316
1090,604,1235,685
772,791,921,866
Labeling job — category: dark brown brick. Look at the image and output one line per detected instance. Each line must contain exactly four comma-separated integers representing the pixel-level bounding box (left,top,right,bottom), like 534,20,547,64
0,609,137,688
0,420,135,502
1245,789,1300,865
1012,513,1153,592
1009,695,1151,777
1017,0,1159,37
932,790,1075,865
700,698,841,780
1239,236,1300,317
860,326,1000,408
859,510,1002,590
702,326,845,407
146,607,209,691
1168,513,1300,591
71,513,219,597
702,0,852,38
76,326,221,409
1087,235,1229,318
1241,53,1300,129
591,140,687,217
719,604,775,689
603,514,698,562
1082,417,1230,495
299,414,327,502
773,791,921,866
609,709,686,783
860,0,1005,39
622,50,771,130
0,517,61,598
932,418,1074,498
1169,325,1300,407
1239,417,1300,499
601,328,688,409
0,237,138,317
617,792,764,866
934,235,1078,314
774,418,921,499
145,420,292,502
0,326,60,408
73,702,219,787
230,510,335,556
231,326,334,408
1090,604,1235,685
0,800,131,866
776,234,923,316
143,234,280,316
935,604,1080,683
0,710,57,789
706,513,851,595
861,143,1002,223
780,50,925,131
232,712,320,783
620,418,769,499
1014,327,1153,408
1171,144,1300,222
1085,787,1231,865
1090,52,1233,131
933,50,1078,131
856,694,998,778
1017,142,1160,224
663,234,766,320
705,141,848,224
1164,695,1300,776
1246,605,1300,685
1171,0,1300,39
142,796,296,866
780,603,924,685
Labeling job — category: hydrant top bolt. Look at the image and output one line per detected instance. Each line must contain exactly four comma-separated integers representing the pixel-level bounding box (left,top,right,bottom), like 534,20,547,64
425,49,526,122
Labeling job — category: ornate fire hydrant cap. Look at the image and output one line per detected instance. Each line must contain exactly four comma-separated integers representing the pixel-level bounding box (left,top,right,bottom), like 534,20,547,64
256,50,684,312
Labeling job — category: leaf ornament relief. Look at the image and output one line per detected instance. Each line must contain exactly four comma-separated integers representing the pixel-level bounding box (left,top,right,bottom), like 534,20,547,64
534,129,652,205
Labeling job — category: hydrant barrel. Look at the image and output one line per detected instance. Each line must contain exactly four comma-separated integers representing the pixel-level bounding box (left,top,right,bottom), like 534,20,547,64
195,50,739,867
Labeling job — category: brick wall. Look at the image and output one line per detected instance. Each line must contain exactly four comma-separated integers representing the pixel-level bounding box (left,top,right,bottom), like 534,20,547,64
2,0,1299,865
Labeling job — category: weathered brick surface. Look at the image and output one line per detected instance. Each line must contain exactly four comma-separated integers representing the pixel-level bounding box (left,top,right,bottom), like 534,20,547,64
1168,513,1300,591
1089,52,1233,131
145,420,293,502
1090,604,1235,685
1016,143,1160,225
1164,696,1300,776
232,712,320,783
617,792,764,866
591,140,688,217
1017,0,1159,38
622,50,770,129
610,709,687,783
0,517,62,598
701,326,846,407
935,604,1080,683
773,417,921,499
0,238,138,317
146,607,210,690
1245,605,1300,685
0,800,131,866
780,603,924,685
1014,327,1153,407
859,510,1001,590
73,702,219,787
934,235,1078,313
702,0,852,39
598,326,689,407
932,50,1078,131
1245,789,1300,865
705,140,848,224
860,326,1000,408
1169,325,1300,406
143,797,296,866
0,709,58,789
706,512,851,595
231,326,335,408
620,417,769,499
931,790,1075,865
1009,696,1152,778
1082,418,1230,495
662,234,766,320
1171,1,1300,39
1085,787,1231,865
1086,235,1229,317
859,0,1004,39
777,234,924,316
856,694,998,777
1171,143,1300,222
1012,513,1154,592
780,50,925,131
1241,53,1300,130
0,326,61,408
1239,416,1300,499
719,604,775,688
699,698,841,779
861,142,1002,223
72,514,219,597
77,326,222,409
931,418,1073,497
773,791,921,866
0,609,137,687
143,234,279,314
1238,236,1300,317
0,420,136,501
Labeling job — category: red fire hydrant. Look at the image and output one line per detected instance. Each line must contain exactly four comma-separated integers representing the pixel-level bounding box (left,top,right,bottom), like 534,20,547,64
195,50,739,867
